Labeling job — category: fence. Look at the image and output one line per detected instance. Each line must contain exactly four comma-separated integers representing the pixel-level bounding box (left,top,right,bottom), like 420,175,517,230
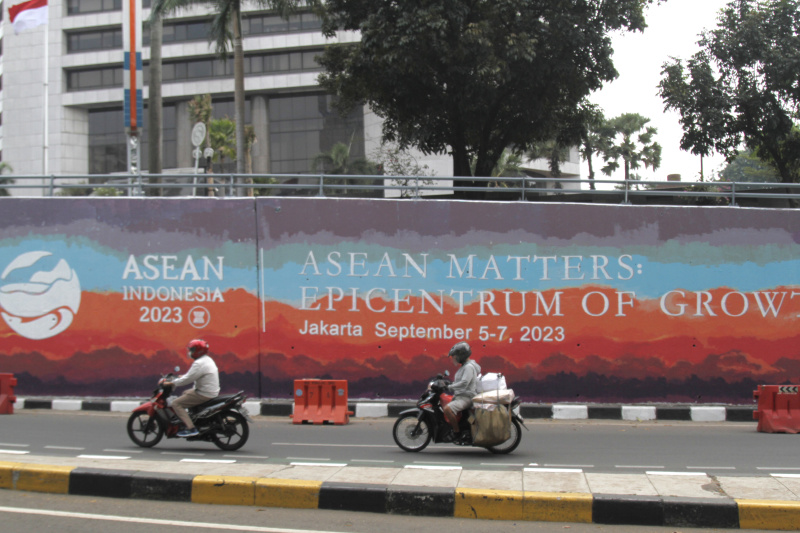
2,173,799,206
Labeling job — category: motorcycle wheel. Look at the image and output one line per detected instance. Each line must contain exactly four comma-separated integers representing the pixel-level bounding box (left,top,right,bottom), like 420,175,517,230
392,413,431,452
486,418,522,454
126,411,164,448
210,411,249,451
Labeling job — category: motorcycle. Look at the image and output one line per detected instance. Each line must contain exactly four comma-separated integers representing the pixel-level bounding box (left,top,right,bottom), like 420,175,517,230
126,369,252,451
392,370,526,454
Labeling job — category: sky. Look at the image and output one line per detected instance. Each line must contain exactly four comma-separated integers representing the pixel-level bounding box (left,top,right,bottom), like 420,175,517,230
590,0,732,183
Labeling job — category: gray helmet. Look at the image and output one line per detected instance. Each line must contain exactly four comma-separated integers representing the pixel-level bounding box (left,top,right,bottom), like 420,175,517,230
448,342,471,364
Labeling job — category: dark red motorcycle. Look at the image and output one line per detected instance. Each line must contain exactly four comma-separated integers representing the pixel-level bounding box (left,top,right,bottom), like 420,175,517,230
392,370,525,454
126,370,251,451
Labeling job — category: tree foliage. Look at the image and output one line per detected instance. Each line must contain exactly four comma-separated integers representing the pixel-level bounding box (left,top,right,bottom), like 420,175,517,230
314,0,657,190
659,0,800,184
601,113,662,181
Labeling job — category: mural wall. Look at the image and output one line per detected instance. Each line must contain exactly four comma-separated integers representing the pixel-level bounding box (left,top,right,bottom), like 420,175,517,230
1,197,798,403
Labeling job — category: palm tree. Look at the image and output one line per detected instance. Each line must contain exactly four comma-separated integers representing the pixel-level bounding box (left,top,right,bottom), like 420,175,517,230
147,14,163,196
602,113,662,182
150,0,293,183
579,109,615,191
311,141,378,196
209,117,237,169
0,162,14,196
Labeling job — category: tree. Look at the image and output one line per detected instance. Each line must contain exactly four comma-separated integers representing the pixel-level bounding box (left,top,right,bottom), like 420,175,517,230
314,0,657,197
209,117,237,169
150,0,286,182
311,141,379,196
659,0,800,184
370,141,435,198
720,150,781,183
0,162,14,196
579,106,615,191
601,113,662,182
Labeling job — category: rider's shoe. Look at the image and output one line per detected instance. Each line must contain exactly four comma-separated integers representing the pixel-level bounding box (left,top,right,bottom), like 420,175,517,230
177,428,199,438
442,430,456,443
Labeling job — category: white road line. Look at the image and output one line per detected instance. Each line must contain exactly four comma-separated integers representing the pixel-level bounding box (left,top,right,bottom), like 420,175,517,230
0,450,29,455
77,455,131,460
272,442,395,448
687,466,736,470
757,467,800,470
104,449,143,454
45,446,85,450
405,465,462,471
0,443,29,447
180,459,236,464
287,457,330,462
0,506,345,532
289,462,347,467
161,451,205,456
647,471,708,476
616,465,664,469
525,467,583,473
480,463,524,467
412,461,461,465
544,464,594,468
772,473,800,478
351,459,395,464
224,455,269,459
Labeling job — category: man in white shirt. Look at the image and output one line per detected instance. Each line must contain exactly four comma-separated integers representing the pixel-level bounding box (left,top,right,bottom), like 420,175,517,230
167,339,220,438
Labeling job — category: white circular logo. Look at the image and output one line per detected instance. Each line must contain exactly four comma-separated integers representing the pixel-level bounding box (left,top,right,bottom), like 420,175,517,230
0,251,81,340
188,306,210,329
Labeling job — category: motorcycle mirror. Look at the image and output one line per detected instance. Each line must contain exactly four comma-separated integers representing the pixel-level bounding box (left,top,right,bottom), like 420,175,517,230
444,370,450,377
174,366,180,373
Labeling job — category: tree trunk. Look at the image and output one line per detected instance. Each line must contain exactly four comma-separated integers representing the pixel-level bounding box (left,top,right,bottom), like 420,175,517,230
147,16,163,196
587,152,596,190
232,9,248,195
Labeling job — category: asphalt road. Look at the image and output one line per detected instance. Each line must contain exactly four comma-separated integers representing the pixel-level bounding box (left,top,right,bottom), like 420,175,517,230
1,410,798,476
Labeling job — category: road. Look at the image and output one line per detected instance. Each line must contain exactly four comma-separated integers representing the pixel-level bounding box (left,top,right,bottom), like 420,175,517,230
1,410,797,476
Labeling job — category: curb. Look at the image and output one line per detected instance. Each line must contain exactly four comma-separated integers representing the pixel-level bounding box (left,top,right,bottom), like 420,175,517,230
1,461,798,529
13,397,756,422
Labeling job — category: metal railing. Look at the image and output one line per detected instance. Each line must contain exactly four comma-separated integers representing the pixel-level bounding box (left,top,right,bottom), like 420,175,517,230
1,173,798,206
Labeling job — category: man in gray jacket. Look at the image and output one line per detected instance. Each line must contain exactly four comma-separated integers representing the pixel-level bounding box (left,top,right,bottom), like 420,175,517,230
166,339,220,438
443,341,481,442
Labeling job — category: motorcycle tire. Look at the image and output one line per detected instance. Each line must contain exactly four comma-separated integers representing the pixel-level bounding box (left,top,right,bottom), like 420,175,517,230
210,410,249,451
126,411,164,448
392,413,432,452
486,418,522,454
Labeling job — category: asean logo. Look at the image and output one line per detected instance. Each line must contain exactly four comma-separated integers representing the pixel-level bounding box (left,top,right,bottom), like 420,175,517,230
0,251,81,340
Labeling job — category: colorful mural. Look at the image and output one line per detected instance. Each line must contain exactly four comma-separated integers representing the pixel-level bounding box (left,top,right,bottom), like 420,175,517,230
257,198,800,403
1,197,798,403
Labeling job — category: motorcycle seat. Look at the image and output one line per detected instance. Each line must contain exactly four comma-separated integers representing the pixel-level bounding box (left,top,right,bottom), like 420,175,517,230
188,392,244,412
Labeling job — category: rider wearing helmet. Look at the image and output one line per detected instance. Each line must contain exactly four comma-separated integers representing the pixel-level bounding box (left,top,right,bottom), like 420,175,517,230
166,339,220,438
443,341,481,442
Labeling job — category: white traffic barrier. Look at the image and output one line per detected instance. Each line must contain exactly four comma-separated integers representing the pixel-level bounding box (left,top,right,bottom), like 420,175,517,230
355,402,389,418
691,406,726,422
111,400,143,412
553,404,588,420
622,406,657,421
52,399,82,411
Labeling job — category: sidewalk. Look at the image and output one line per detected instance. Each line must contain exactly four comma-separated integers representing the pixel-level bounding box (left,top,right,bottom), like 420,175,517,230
2,452,799,530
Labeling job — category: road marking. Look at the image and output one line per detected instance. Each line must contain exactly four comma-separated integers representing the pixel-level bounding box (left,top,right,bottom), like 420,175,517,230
687,466,735,470
224,454,269,459
287,457,331,462
162,451,205,456
289,462,347,467
525,467,583,473
616,465,664,469
412,460,461,465
0,506,347,532
351,459,395,464
78,455,131,460
405,465,462,470
180,459,236,464
0,443,29,447
480,463,524,467
647,471,708,476
273,442,395,448
544,463,594,468
45,446,85,450
104,449,142,454
0,450,29,455
772,473,800,478
758,467,800,470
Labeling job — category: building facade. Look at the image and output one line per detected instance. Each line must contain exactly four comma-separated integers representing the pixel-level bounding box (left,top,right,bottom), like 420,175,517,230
1,0,577,191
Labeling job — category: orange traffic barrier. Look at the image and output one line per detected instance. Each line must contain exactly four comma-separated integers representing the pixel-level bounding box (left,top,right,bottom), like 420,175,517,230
291,379,353,425
0,373,17,415
753,385,800,433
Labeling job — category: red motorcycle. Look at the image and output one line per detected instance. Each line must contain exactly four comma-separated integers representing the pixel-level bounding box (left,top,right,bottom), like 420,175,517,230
126,370,251,451
392,370,525,454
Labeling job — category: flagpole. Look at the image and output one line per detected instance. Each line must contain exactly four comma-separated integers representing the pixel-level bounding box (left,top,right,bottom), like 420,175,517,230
42,12,49,178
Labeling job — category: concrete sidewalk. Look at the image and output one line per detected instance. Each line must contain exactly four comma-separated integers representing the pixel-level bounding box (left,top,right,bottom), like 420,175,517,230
2,453,799,530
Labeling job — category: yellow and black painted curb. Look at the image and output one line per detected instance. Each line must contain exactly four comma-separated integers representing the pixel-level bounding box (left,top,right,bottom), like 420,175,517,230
2,461,799,529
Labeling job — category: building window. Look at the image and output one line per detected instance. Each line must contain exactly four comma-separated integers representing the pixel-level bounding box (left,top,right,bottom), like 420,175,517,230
269,94,364,174
66,66,123,91
67,0,122,15
88,104,177,174
242,12,321,36
67,28,123,53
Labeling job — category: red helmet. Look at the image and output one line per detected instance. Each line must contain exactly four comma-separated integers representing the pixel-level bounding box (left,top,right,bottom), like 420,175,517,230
186,339,209,359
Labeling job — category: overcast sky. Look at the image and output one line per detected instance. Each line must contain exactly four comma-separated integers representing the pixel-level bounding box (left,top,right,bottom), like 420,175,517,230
590,0,732,183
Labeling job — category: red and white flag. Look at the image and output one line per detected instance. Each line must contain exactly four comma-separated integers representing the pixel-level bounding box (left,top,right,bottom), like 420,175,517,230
8,0,48,34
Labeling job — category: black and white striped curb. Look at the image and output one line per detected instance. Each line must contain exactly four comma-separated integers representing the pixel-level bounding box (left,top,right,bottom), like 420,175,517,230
14,397,756,422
